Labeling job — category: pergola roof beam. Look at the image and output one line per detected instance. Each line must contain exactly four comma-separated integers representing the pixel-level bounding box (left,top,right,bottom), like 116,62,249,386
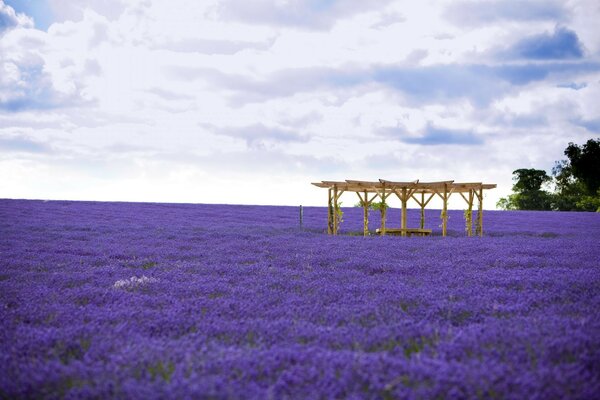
314,180,496,192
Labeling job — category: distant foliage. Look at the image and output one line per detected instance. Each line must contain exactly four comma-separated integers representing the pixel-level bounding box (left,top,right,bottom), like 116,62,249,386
497,169,553,211
369,201,389,213
552,139,600,211
498,138,600,211
335,201,344,225
354,200,389,212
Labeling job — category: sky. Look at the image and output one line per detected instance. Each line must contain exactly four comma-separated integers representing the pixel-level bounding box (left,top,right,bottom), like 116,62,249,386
1,0,599,209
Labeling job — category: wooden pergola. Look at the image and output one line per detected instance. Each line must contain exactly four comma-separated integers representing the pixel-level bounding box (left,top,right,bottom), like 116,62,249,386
312,179,496,237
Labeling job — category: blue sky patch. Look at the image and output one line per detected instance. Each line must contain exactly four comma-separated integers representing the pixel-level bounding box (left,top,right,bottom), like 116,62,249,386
445,0,566,26
572,118,600,133
505,27,584,60
0,136,50,153
379,124,484,146
557,82,587,90
402,125,484,146
4,0,53,30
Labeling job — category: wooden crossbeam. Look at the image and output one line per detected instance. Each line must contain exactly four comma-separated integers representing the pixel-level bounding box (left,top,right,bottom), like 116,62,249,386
412,190,435,206
433,188,454,201
379,179,419,189
356,191,364,203
423,193,435,207
412,180,454,189
321,180,347,186
377,189,392,199
407,188,417,199
376,228,432,237
345,180,382,188
411,193,423,207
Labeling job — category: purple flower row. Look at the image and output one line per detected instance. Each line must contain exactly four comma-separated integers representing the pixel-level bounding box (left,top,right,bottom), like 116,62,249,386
1,199,599,399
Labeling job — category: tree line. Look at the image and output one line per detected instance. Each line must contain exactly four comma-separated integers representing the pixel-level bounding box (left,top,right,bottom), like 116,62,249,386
497,138,600,212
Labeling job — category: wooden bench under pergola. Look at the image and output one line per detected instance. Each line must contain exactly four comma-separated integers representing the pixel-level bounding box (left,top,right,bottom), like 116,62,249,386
311,179,496,237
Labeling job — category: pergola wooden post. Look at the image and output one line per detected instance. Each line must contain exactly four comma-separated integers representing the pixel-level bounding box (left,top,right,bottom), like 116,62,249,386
476,186,484,236
442,184,448,237
467,189,474,237
327,188,333,235
433,183,452,237
333,185,338,235
401,188,408,237
458,188,475,237
356,190,369,237
377,183,390,236
393,183,417,237
363,190,369,237
360,191,379,237
420,192,425,229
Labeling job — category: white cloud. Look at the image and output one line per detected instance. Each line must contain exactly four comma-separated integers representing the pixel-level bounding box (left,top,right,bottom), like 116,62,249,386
0,1,33,33
0,0,599,209
216,0,393,30
444,0,568,26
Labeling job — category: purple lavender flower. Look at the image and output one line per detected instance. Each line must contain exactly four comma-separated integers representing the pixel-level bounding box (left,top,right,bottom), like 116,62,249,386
1,200,599,399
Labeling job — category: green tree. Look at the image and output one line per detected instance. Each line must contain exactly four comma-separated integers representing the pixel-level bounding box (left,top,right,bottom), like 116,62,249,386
498,138,600,212
496,168,553,210
496,196,517,210
552,160,587,210
564,138,600,195
553,138,600,211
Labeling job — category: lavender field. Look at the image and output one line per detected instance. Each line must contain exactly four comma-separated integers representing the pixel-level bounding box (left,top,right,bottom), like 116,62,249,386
1,199,599,399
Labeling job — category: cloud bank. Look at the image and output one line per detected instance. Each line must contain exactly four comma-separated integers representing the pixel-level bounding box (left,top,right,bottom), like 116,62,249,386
0,0,599,208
